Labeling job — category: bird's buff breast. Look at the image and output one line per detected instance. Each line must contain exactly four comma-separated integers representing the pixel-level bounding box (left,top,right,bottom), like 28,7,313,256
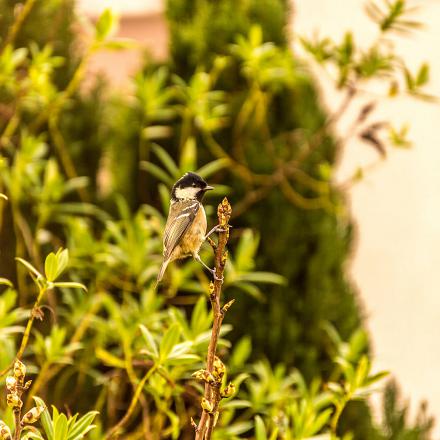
173,205,207,260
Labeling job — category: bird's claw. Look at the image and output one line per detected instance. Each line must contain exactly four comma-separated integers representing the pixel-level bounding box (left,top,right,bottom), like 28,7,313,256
210,268,224,282
204,224,230,240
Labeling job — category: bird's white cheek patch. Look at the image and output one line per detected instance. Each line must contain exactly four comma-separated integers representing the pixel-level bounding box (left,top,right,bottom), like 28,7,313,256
175,187,199,199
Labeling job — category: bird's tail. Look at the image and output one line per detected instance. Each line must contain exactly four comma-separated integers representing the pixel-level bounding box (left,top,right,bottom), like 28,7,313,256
155,259,170,288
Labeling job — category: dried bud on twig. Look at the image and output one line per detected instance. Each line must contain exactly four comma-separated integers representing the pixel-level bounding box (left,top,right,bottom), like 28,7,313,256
201,398,214,414
21,406,45,425
213,356,225,381
221,299,235,314
213,411,219,427
6,394,22,410
221,250,228,266
13,359,26,383
0,421,11,440
192,369,216,385
217,198,232,228
221,382,236,398
5,376,16,392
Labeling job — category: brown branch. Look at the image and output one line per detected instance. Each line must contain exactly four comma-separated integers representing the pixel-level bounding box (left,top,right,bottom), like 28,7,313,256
195,198,232,440
13,407,22,440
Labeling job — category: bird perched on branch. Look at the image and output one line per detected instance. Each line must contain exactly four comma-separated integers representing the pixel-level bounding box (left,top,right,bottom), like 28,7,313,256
156,172,221,285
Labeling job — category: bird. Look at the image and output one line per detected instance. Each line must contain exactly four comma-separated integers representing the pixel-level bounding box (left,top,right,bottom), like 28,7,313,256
156,172,221,285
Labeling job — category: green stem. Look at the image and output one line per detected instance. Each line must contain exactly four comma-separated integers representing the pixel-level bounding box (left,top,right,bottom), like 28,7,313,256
330,396,349,435
16,286,47,360
0,0,37,52
104,364,158,439
48,116,89,202
0,111,20,149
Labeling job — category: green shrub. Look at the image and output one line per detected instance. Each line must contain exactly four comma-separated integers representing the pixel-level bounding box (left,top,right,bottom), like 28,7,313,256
0,0,434,438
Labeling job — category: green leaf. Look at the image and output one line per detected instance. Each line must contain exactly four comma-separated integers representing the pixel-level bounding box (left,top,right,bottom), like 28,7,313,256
56,249,69,279
140,324,159,359
140,161,174,186
389,124,412,148
221,399,252,410
354,355,370,387
196,158,230,179
16,257,43,279
234,282,265,302
230,336,252,368
96,347,125,369
322,321,342,347
180,137,197,173
44,253,58,282
190,296,209,336
95,9,117,42
318,162,332,180
142,125,172,140
300,35,334,63
404,67,415,91
0,277,13,287
33,397,52,440
327,382,344,396
255,415,267,440
159,324,181,361
53,282,87,292
67,411,98,440
249,25,263,46
416,63,429,86
101,38,136,51
54,413,68,440
151,144,180,178
348,328,368,361
165,354,200,366
310,408,333,434
364,370,389,386
234,272,286,285
335,356,355,385
338,32,354,66
42,249,69,283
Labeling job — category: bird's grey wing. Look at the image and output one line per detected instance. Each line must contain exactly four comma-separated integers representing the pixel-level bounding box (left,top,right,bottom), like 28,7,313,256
163,200,200,260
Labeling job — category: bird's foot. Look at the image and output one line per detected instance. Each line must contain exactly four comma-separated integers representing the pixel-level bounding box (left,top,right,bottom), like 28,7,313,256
210,268,224,282
204,224,230,240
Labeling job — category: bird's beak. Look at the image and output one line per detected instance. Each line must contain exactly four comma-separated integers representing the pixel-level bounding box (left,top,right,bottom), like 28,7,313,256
204,185,214,191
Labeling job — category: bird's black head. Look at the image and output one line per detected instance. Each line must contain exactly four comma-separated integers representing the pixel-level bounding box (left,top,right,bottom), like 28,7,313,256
171,172,214,202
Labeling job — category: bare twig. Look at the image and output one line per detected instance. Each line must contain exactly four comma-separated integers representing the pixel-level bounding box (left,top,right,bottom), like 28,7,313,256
195,198,232,440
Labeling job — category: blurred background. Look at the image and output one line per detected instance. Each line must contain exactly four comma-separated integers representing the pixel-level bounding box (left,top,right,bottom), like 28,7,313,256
0,0,439,438
79,0,440,429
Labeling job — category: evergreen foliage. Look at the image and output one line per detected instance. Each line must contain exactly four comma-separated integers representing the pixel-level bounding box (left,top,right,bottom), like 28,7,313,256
164,0,363,377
